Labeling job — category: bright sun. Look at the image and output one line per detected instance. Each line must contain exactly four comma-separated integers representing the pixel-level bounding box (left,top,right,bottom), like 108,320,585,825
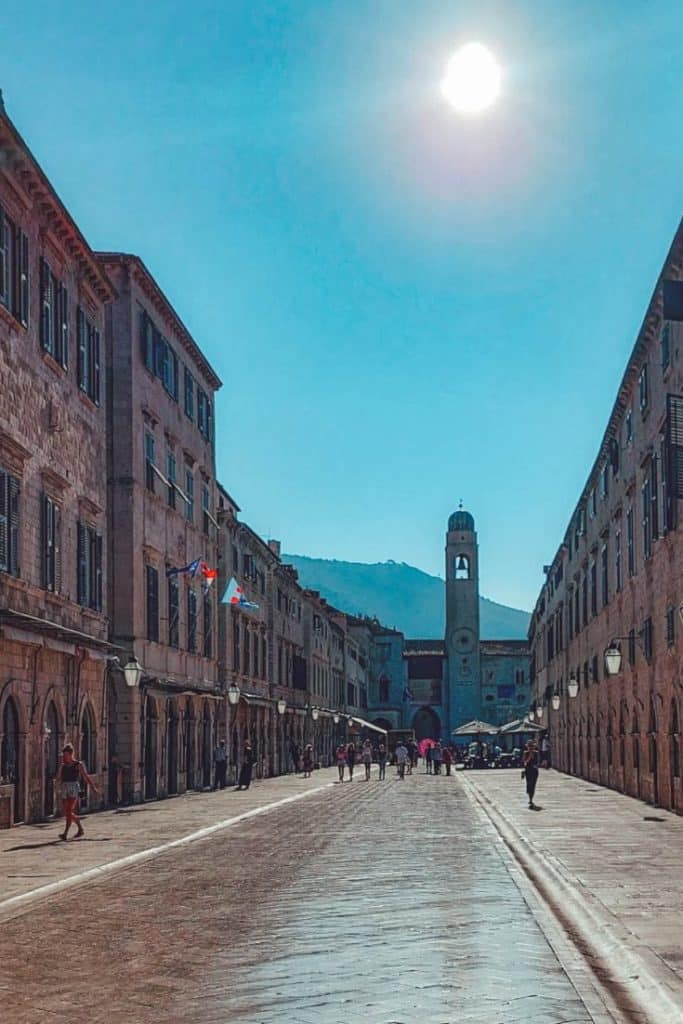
441,42,502,115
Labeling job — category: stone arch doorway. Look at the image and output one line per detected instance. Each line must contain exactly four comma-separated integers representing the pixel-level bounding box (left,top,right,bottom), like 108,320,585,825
80,703,97,810
167,701,178,796
1,696,23,823
412,707,440,742
44,700,61,817
185,703,196,790
144,697,158,800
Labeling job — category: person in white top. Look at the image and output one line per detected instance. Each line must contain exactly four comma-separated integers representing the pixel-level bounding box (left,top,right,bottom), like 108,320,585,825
394,742,408,780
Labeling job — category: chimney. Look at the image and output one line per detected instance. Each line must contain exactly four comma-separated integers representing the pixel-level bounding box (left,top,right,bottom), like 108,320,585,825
268,539,281,558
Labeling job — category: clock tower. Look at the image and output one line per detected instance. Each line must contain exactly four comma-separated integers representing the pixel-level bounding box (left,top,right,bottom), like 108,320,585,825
445,504,481,734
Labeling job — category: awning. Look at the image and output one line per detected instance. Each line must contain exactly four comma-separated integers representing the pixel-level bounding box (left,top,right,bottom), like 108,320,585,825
499,717,544,735
348,715,387,736
0,607,120,651
239,691,273,709
452,719,499,736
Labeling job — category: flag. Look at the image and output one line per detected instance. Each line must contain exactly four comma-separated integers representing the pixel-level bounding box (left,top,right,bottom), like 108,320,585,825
165,557,201,579
200,561,218,594
402,687,414,702
221,576,260,610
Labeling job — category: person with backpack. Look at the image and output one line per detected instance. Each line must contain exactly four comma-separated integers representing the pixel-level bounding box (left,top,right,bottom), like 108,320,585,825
56,743,99,841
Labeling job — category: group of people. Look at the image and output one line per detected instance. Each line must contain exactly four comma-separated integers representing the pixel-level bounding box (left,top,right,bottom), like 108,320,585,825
334,740,387,781
213,739,256,792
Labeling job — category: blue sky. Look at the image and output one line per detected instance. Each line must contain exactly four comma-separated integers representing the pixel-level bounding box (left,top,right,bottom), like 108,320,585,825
2,1,682,610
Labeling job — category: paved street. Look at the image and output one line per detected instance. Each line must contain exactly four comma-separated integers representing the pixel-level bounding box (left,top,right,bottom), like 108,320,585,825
0,768,595,1024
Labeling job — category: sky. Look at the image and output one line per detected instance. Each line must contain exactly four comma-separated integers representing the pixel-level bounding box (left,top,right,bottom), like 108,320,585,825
2,1,683,612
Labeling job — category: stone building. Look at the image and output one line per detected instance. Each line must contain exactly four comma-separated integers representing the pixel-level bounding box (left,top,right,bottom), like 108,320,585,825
367,508,529,741
99,252,222,804
0,97,116,824
530,220,683,814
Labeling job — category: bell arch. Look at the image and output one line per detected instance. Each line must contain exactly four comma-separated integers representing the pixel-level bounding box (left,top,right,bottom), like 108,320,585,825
412,706,441,742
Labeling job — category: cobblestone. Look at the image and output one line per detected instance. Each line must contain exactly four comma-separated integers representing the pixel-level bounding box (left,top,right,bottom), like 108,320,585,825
0,768,595,1023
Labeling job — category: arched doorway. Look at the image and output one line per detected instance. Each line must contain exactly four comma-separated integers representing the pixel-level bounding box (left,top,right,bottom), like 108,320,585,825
412,707,440,742
80,704,97,810
632,711,640,799
44,701,60,817
202,702,212,788
144,697,158,799
648,699,658,806
1,697,22,823
167,701,178,795
185,704,196,789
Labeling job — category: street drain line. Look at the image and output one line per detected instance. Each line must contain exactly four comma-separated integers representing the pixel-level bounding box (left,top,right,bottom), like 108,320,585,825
460,777,683,1024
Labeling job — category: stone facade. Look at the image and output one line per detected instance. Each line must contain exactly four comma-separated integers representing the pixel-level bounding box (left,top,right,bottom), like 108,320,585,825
529,220,683,813
0,100,115,823
98,252,222,804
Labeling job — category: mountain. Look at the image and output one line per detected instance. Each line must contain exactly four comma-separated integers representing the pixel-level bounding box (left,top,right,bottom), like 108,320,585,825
283,555,530,640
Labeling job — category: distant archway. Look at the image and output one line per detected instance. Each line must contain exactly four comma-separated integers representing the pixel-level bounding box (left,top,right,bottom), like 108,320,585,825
412,706,440,742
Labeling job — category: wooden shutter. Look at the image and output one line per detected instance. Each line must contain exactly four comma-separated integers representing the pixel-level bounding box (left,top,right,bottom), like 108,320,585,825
40,259,52,353
0,470,7,572
77,308,87,391
77,522,87,605
54,505,62,594
147,565,159,642
42,495,53,589
8,475,19,577
94,533,103,610
666,395,683,529
19,231,28,327
92,327,101,404
140,311,150,367
0,205,7,306
58,283,68,368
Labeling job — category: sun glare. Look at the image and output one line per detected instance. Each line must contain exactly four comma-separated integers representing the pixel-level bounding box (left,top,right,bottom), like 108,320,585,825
441,42,502,115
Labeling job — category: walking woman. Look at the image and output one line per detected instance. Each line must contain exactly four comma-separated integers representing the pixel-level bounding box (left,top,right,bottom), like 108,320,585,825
346,742,356,782
236,741,255,790
377,742,387,780
56,743,99,841
361,739,373,780
302,743,314,778
523,740,540,809
335,743,347,782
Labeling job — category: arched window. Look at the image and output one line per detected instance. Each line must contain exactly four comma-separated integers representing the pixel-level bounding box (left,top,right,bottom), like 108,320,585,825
1,698,20,785
80,704,97,773
378,675,390,703
454,554,470,580
670,699,681,780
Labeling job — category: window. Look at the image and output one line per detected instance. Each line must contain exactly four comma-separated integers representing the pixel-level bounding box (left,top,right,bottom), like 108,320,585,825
628,629,636,666
232,545,239,573
184,367,194,420
581,574,588,629
187,588,198,653
233,616,240,672
261,636,267,680
639,364,649,412
615,530,622,593
568,594,574,640
642,479,651,560
642,617,653,662
244,623,251,676
40,260,68,368
167,450,177,509
661,322,671,370
591,654,599,684
0,205,29,326
203,594,213,658
583,661,589,689
77,308,100,404
0,469,20,577
600,544,608,607
650,458,659,542
77,523,103,611
590,561,597,617
197,388,212,440
574,586,580,635
145,564,159,641
168,577,179,648
589,488,597,518
627,507,635,576
666,607,675,648
185,469,194,524
379,676,390,702
140,311,178,399
41,495,62,592
600,464,609,500
202,485,211,536
625,408,633,445
145,433,156,492
454,554,470,579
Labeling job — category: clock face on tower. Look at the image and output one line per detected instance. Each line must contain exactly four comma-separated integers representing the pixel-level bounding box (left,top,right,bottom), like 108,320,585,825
450,627,475,654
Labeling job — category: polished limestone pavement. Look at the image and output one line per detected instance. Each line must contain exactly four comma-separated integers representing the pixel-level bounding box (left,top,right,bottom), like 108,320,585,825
0,767,597,1024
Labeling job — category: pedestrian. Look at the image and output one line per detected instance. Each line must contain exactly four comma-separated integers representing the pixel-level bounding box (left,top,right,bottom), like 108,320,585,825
442,745,453,776
362,739,373,780
213,739,228,790
289,741,301,774
346,742,356,781
236,742,255,790
377,742,387,780
432,742,443,775
407,739,417,772
425,744,433,774
523,740,540,809
395,741,409,779
540,733,551,769
302,743,314,778
335,743,347,782
55,743,99,841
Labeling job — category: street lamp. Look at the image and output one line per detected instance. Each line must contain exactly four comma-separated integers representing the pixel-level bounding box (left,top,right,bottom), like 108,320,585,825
333,713,340,725
567,673,579,699
311,707,319,722
123,657,144,689
552,693,560,711
277,698,287,715
227,683,241,706
536,705,544,720
604,643,622,676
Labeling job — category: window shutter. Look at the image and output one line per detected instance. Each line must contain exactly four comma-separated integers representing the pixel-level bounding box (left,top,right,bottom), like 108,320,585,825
59,284,69,368
19,231,29,327
146,565,159,642
0,470,8,572
8,475,20,577
140,311,149,367
0,205,7,306
92,327,101,405
95,533,103,610
77,308,87,391
40,259,52,353
42,495,52,589
54,505,62,594
77,522,87,605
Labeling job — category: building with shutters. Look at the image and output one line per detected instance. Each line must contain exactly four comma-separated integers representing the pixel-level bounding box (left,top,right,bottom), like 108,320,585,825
367,508,529,743
0,95,116,825
99,252,222,804
529,219,683,814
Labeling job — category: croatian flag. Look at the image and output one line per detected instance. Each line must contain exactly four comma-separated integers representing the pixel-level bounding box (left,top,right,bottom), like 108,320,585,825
200,561,218,593
221,576,260,610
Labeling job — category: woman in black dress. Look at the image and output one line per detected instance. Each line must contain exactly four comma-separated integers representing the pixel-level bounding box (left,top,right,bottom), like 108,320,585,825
237,742,255,790
523,740,540,809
